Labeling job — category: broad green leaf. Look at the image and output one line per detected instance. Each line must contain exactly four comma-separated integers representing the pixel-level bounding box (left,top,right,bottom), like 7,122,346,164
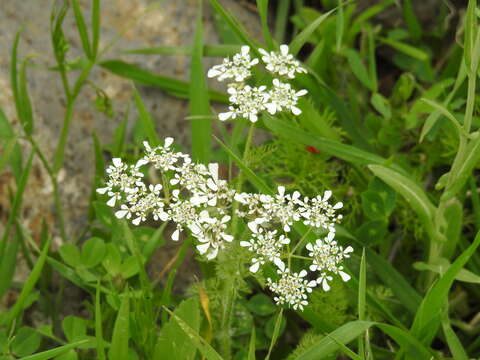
368,165,435,224
162,304,223,360
81,237,106,268
100,60,228,103
102,243,122,276
411,230,480,345
62,316,87,342
20,339,92,360
132,87,159,146
370,93,391,120
109,294,130,360
11,327,42,357
189,3,211,163
155,297,200,360
294,321,373,360
59,244,82,268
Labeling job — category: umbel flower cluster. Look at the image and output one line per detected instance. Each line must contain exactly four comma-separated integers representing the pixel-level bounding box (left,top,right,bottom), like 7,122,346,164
97,138,352,310
208,44,308,122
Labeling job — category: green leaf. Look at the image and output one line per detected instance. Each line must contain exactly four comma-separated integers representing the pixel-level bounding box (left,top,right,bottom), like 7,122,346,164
256,0,274,49
464,0,477,71
63,316,87,342
245,294,276,316
208,0,259,51
132,87,159,146
247,326,256,360
59,244,82,268
441,199,463,259
370,93,391,120
189,3,211,163
274,0,290,43
11,327,42,357
102,243,122,276
368,165,435,225
289,8,336,55
109,294,130,360
162,303,223,360
264,116,403,172
413,257,480,284
378,37,429,61
343,49,374,91
100,60,228,103
402,0,422,40
265,309,284,359
124,44,241,57
443,134,480,201
95,281,106,360
81,237,106,268
0,232,20,300
91,0,100,58
294,321,373,360
155,297,200,360
71,0,92,59
20,339,92,360
348,0,395,41
411,230,480,345
441,309,468,360
18,57,35,136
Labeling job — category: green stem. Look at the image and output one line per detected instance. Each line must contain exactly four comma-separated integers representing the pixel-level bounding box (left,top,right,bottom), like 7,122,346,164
53,101,75,174
230,123,255,232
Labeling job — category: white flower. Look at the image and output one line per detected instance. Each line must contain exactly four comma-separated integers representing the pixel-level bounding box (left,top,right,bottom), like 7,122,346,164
240,227,290,273
266,260,317,311
193,211,234,260
141,138,184,171
306,232,353,291
168,189,200,241
300,190,343,232
207,45,259,82
259,44,307,78
265,79,307,116
219,85,270,122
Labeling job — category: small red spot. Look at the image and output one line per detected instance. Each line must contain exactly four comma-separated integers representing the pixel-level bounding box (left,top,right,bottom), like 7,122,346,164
306,146,319,154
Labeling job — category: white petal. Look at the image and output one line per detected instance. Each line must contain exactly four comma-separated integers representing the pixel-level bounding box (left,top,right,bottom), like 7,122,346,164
197,242,210,254
296,89,308,96
164,137,174,148
322,279,331,291
240,241,251,247
339,271,351,282
189,223,201,235
206,247,219,260
159,212,169,221
207,178,218,191
248,221,258,233
112,158,122,167
307,280,317,288
334,202,343,209
132,217,142,226
249,262,260,273
115,210,128,219
265,103,277,114
219,112,233,121
291,106,302,115
143,141,151,151
172,229,180,241
306,243,313,251
96,187,109,194
136,159,149,167
241,45,250,56
207,68,221,78
280,44,289,55
277,186,285,197
222,234,234,242
323,190,332,201
274,258,285,271
106,197,117,207
299,270,307,277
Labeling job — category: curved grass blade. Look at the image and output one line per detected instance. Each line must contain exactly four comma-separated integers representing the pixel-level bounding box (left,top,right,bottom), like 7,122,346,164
100,60,228,103
247,326,256,360
20,339,93,360
71,0,92,59
109,294,130,360
132,86,159,146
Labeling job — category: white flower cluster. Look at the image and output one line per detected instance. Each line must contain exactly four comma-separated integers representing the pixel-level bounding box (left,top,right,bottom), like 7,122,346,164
97,138,235,260
208,45,308,122
97,138,352,310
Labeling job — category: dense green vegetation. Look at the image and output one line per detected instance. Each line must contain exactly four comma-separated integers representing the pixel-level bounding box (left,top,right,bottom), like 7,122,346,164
1,0,480,359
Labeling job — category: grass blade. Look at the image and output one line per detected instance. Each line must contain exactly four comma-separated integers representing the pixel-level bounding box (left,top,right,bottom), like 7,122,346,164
265,309,283,360
95,281,106,360
20,339,93,360
124,44,241,57
91,0,100,58
247,326,256,360
378,37,429,61
71,0,92,59
289,8,336,55
189,1,211,163
294,321,373,360
163,306,223,360
100,60,227,103
402,0,422,40
441,308,468,360
256,0,274,49
132,87,160,146
358,249,366,357
411,230,480,345
109,294,130,360
274,0,290,43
